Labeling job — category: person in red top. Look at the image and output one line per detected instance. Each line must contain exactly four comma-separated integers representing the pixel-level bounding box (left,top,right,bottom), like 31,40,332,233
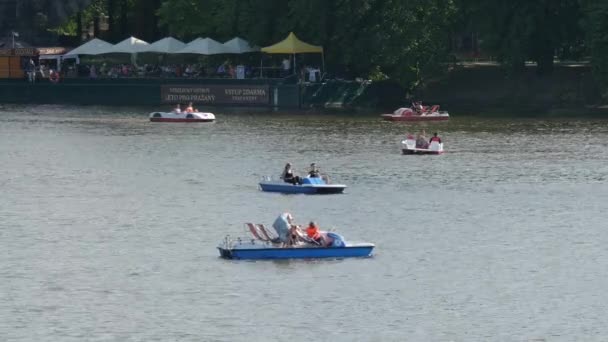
429,132,442,144
306,221,323,245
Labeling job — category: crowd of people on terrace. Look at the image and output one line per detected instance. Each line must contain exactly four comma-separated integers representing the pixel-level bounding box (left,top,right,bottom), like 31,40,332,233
81,62,254,79
34,56,322,82
54,61,252,79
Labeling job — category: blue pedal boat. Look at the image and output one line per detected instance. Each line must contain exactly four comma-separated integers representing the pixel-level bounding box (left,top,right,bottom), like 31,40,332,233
259,177,347,194
218,230,374,260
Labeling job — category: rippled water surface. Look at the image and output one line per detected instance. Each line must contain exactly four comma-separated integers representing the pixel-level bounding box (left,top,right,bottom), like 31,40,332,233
1,105,608,341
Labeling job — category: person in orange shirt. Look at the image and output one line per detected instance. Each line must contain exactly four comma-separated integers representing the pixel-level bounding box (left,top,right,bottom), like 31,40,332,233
306,221,323,245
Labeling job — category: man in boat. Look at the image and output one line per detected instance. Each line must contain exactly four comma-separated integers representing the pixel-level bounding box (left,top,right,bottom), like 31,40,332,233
429,132,442,144
174,104,182,114
281,163,301,185
308,163,320,178
272,212,302,246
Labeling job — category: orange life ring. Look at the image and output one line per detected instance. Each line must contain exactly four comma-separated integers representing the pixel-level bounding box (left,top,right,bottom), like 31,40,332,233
49,72,60,83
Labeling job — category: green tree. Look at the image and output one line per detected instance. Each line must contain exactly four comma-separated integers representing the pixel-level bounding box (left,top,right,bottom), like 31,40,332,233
584,0,608,99
53,0,157,43
458,0,584,75
134,0,162,41
158,0,457,90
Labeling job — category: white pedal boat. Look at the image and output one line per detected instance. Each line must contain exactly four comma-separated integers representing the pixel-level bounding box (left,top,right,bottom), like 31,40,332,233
149,111,215,122
401,139,444,155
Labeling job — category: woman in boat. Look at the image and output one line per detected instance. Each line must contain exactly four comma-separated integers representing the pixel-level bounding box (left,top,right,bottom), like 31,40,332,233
281,163,301,185
412,101,423,114
306,221,323,245
174,104,182,113
185,102,194,113
416,130,429,148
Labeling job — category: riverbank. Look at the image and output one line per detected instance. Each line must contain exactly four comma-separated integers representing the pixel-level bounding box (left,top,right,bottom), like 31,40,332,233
419,63,603,114
303,63,606,115
0,63,604,115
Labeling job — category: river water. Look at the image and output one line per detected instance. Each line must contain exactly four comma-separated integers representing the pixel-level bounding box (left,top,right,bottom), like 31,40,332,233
1,105,607,341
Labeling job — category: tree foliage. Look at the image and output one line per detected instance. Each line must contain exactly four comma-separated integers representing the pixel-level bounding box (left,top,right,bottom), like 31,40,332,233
9,0,608,96
157,0,456,90
584,0,608,98
454,0,584,75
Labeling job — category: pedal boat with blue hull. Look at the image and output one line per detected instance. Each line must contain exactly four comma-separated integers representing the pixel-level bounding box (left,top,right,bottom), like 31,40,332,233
259,176,347,194
218,240,374,260
218,224,374,260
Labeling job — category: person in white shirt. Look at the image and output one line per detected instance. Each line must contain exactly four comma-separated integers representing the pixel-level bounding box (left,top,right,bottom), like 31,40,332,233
281,57,291,76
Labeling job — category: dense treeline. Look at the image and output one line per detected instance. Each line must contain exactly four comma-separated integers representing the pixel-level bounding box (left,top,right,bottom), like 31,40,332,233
8,0,608,97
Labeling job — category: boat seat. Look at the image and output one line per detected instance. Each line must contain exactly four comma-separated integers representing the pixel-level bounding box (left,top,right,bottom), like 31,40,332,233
326,232,346,247
245,223,268,241
402,139,416,149
301,177,325,185
429,141,441,151
257,224,280,243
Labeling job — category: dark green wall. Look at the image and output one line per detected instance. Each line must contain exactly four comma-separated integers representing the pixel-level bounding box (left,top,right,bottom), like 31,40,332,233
0,78,303,107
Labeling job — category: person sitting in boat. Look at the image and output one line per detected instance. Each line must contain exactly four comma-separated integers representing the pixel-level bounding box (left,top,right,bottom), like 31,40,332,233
308,163,320,178
416,132,429,149
306,221,323,245
412,101,423,114
185,102,194,113
272,212,302,246
429,132,442,144
281,163,301,185
174,104,182,114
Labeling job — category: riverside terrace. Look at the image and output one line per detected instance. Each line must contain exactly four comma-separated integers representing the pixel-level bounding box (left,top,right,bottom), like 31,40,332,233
35,33,325,82
0,33,332,107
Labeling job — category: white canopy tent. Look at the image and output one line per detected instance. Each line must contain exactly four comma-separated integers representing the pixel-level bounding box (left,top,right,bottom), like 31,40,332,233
64,38,113,56
175,38,227,55
141,37,186,53
39,54,78,61
222,37,259,54
39,54,79,72
105,36,149,54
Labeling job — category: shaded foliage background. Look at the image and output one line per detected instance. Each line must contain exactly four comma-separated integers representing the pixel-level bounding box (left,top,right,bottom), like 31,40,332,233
1,0,608,97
